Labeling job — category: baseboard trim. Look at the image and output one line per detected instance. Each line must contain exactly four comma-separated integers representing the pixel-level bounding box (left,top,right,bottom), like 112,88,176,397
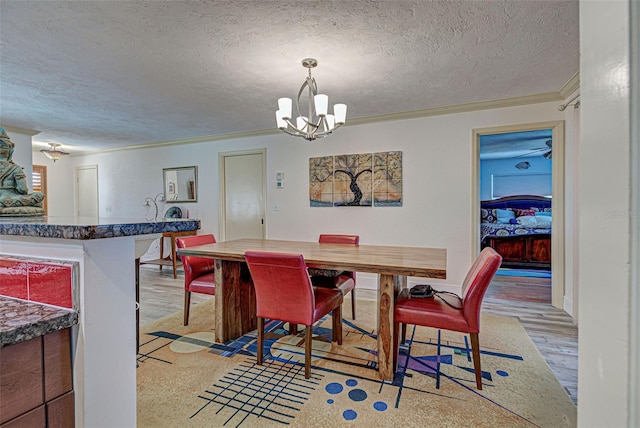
563,296,574,319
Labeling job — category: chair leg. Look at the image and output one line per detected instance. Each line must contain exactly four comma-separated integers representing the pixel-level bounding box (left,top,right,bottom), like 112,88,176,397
393,322,400,371
257,317,264,366
401,323,407,345
350,288,356,320
436,329,442,389
305,325,312,379
470,332,483,390
289,323,298,335
332,306,343,345
183,291,191,326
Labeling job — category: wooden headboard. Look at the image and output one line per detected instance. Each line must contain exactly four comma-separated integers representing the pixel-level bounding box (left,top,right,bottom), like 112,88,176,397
481,195,552,211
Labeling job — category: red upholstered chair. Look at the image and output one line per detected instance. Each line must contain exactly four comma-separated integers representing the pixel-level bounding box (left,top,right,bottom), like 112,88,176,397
310,234,359,319
244,251,343,379
175,234,216,326
393,247,502,389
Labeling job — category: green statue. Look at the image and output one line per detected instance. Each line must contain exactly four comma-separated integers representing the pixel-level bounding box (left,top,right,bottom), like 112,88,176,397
0,127,46,216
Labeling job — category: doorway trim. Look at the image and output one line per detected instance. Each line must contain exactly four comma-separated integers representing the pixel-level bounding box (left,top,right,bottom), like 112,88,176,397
471,121,565,309
218,148,267,241
32,165,48,215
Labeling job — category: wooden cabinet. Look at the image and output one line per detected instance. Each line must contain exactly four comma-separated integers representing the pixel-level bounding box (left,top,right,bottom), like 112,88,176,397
46,391,75,428
0,336,43,424
0,406,45,428
1,329,74,427
484,236,551,269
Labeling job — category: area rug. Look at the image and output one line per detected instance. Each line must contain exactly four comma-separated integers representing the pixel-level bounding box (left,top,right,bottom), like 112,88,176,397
496,268,552,279
137,298,576,427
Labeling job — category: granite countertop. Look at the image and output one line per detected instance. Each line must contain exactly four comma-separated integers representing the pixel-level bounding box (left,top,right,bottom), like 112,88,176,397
0,297,79,346
0,216,200,239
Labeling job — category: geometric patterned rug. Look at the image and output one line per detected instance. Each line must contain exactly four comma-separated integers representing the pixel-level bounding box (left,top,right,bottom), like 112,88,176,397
137,298,576,427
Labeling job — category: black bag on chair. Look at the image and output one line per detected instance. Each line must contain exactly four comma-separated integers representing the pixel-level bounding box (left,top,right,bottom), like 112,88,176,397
410,284,463,309
410,284,435,298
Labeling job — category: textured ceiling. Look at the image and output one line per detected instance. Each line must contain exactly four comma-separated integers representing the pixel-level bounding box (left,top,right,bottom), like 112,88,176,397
0,0,579,153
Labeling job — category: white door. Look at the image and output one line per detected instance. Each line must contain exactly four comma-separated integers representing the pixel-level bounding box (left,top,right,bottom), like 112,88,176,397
76,165,99,217
221,150,265,241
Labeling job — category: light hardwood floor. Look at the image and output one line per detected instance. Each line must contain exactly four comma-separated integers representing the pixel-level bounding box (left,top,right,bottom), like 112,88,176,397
484,273,578,404
138,266,578,404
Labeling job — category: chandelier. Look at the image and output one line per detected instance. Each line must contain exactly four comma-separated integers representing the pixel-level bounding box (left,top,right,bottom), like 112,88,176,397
275,58,347,141
40,143,69,162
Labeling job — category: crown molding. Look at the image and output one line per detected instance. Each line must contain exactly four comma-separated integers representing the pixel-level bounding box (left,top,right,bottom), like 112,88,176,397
79,128,281,156
346,92,564,126
1,125,41,136
51,90,572,156
558,71,580,98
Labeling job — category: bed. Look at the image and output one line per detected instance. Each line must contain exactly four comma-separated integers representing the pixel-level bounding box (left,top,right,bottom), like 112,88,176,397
480,195,552,269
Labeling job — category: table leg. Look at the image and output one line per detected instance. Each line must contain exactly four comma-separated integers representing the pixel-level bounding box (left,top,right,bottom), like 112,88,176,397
159,236,164,273
214,259,257,343
377,273,407,381
170,235,178,279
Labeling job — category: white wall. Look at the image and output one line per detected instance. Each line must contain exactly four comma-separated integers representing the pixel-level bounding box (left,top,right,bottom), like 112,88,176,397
578,1,632,426
33,151,75,217
480,155,552,200
37,101,567,294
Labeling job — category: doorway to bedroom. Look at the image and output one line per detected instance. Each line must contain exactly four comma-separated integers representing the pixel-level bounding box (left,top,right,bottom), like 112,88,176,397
472,121,565,309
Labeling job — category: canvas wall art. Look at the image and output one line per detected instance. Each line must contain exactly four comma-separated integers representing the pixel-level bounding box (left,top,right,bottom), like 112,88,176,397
374,151,403,206
309,151,402,207
309,156,334,207
333,153,373,206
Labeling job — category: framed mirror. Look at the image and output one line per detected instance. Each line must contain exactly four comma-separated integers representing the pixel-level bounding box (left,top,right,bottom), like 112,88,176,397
163,166,197,202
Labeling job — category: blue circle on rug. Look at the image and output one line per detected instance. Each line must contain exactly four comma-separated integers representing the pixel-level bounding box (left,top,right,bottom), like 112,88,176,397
326,382,344,394
348,389,367,402
343,409,358,420
373,401,388,411
496,370,509,377
345,379,358,387
327,399,334,404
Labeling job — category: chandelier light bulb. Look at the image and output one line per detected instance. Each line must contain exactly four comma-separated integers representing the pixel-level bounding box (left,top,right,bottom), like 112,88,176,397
334,104,347,125
275,110,287,129
314,94,328,116
278,98,292,120
325,114,335,130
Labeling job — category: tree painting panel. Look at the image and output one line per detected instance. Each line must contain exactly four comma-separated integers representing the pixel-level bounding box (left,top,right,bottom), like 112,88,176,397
309,156,334,206
333,153,373,206
374,151,403,206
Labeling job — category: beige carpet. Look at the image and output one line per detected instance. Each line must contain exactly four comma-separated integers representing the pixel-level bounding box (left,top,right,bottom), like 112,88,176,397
137,298,576,427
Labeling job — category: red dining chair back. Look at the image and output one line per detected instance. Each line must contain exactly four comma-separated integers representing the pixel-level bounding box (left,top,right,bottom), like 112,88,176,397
245,251,343,379
310,234,359,319
176,234,216,326
393,247,502,389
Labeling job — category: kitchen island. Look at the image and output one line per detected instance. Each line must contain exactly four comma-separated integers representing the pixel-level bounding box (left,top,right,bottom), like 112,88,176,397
0,216,200,428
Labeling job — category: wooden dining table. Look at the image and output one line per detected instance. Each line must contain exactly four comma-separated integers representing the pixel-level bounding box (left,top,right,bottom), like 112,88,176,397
177,238,447,381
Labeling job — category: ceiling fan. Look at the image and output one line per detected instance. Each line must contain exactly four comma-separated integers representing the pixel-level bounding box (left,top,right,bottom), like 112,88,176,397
538,139,553,159
518,139,552,159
